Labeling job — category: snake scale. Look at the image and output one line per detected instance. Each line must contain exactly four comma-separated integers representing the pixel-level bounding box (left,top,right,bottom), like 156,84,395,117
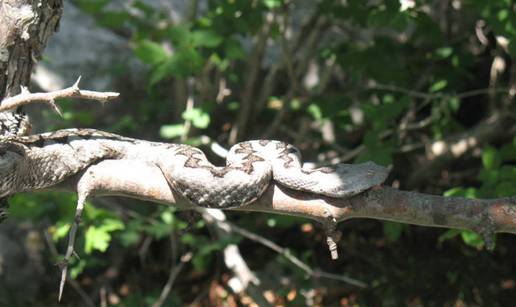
0,129,389,208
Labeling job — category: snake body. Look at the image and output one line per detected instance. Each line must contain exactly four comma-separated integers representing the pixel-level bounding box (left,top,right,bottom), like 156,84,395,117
161,140,389,208
0,129,389,208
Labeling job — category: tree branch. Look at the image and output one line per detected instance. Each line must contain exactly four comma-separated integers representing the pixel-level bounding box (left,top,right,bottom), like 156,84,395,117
407,110,516,189
52,159,516,240
0,77,119,114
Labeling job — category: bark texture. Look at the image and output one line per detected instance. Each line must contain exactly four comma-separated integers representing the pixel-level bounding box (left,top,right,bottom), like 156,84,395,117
0,0,63,98
0,0,63,221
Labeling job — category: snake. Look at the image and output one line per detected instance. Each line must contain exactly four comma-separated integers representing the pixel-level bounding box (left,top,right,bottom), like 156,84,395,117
0,129,389,208
159,140,389,208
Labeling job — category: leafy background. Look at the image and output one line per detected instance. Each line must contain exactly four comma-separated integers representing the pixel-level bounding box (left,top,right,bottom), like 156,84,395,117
2,0,516,306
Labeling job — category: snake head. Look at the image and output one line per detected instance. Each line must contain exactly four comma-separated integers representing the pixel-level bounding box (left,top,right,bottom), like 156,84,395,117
0,142,26,198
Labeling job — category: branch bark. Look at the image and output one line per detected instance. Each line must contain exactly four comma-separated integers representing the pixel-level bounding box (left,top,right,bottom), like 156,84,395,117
0,0,63,98
0,77,119,113
0,0,63,220
51,159,516,242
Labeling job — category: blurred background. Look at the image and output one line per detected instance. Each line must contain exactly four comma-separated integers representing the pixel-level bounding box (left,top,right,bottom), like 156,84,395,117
1,0,516,306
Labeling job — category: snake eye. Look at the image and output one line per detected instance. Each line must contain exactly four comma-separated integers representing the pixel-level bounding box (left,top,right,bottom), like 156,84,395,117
287,146,299,154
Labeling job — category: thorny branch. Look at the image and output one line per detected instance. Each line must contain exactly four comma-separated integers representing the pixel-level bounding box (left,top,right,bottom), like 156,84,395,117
0,81,119,301
0,77,120,114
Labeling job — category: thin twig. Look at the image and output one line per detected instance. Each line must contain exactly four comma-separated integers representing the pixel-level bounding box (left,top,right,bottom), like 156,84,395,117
0,77,119,114
229,12,276,143
100,287,107,307
58,193,88,301
368,83,511,100
43,228,96,307
152,251,192,307
181,78,195,142
210,214,367,288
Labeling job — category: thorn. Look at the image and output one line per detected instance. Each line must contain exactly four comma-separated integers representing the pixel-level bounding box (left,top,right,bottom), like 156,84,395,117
72,76,82,91
72,250,80,260
58,264,68,302
20,85,30,95
48,99,63,117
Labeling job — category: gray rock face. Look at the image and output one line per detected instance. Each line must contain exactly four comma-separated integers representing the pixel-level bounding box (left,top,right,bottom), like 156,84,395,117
34,3,135,91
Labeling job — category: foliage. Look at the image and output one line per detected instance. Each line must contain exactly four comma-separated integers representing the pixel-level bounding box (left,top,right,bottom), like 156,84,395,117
6,0,516,305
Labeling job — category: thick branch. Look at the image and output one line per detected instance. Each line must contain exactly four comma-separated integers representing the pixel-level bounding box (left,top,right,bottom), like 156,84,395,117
52,160,516,237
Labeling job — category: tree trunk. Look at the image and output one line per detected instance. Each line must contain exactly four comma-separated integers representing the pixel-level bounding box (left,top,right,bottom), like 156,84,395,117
0,0,63,222
0,0,63,98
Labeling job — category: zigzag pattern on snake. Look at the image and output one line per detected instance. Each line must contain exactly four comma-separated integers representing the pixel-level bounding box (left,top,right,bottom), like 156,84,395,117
0,129,388,208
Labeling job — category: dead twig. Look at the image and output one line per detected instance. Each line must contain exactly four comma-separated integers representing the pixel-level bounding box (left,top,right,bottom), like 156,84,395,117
229,12,276,144
58,192,88,302
204,209,367,288
43,228,95,307
368,83,512,100
0,77,119,114
152,251,192,307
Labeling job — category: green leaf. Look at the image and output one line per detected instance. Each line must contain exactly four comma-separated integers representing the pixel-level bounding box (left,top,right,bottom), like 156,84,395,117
443,187,478,198
160,124,185,139
227,101,240,111
461,230,484,249
191,30,223,48
383,222,404,241
482,146,501,170
478,169,499,186
435,47,453,58
263,0,283,9
70,259,87,279
149,58,174,86
119,230,141,247
134,40,168,65
448,96,460,112
307,103,323,121
497,9,509,21
85,226,111,253
84,219,124,254
142,221,173,239
161,211,175,225
182,108,210,129
168,24,192,47
438,229,461,244
430,79,447,92
101,218,125,232
149,48,204,82
52,222,71,241
98,11,130,28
